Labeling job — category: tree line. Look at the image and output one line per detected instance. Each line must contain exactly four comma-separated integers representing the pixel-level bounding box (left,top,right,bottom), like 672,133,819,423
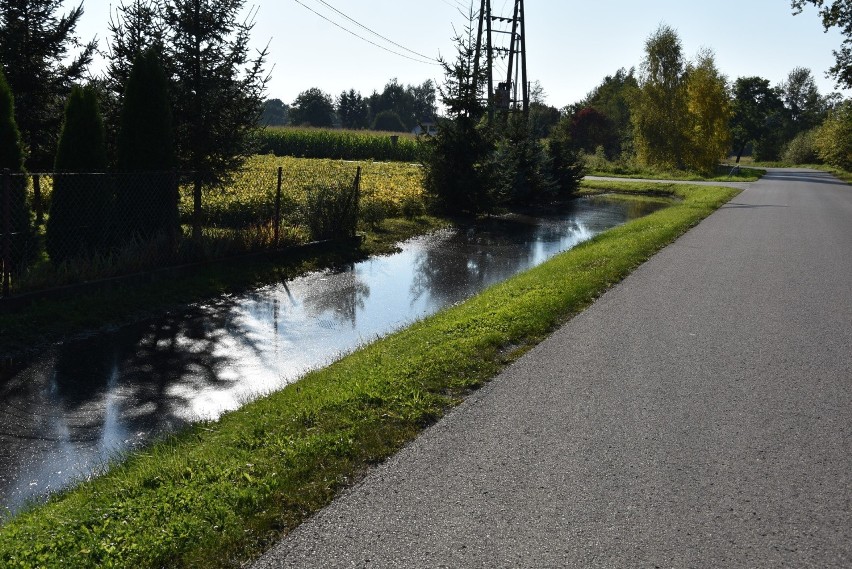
561,23,846,174
261,78,439,133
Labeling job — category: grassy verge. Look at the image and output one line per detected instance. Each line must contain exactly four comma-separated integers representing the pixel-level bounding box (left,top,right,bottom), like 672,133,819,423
586,166,763,182
583,153,764,182
745,159,852,184
0,181,739,568
0,215,448,359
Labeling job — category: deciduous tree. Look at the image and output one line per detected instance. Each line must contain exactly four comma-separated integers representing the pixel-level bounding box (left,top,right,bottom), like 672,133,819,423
778,67,830,134
632,24,690,170
291,88,335,128
685,49,731,174
730,76,787,162
259,98,289,127
814,99,852,169
792,0,852,88
579,68,638,157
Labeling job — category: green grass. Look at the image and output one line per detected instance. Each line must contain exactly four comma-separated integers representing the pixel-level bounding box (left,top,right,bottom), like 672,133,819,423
587,164,763,182
584,153,764,182
0,181,739,568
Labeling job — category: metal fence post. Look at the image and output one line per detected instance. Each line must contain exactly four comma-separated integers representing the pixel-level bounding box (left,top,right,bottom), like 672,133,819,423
2,169,11,298
274,166,282,246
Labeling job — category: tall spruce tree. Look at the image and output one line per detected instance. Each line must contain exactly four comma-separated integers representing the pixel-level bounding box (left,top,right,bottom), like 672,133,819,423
103,0,167,158
422,7,493,214
47,85,110,262
163,0,268,184
0,0,96,170
115,49,176,243
0,67,33,273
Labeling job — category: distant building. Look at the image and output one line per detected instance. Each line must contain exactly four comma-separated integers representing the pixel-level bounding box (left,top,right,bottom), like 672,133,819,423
412,122,438,136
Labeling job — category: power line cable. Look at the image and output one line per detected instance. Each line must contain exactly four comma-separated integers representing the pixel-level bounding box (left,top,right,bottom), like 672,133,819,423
292,0,440,65
310,0,440,63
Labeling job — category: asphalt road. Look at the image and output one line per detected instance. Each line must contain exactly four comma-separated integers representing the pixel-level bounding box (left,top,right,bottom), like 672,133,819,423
252,169,851,568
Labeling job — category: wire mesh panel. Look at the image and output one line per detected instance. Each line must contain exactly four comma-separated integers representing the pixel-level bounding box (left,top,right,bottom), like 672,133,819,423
2,165,362,298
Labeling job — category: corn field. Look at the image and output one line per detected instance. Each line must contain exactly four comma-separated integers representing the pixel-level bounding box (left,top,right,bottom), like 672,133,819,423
256,126,421,162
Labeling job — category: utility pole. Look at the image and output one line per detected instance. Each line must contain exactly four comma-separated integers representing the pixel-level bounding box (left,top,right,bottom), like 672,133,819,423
474,0,528,118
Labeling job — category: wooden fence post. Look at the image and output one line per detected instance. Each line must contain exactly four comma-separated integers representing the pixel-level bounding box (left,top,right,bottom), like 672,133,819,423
274,166,283,246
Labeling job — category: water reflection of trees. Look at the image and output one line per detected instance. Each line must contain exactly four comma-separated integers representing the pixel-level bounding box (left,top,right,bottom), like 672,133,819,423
301,266,370,329
410,218,539,307
0,299,270,512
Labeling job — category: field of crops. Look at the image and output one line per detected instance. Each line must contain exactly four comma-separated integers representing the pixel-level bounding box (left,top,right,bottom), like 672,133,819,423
256,126,421,162
178,154,425,229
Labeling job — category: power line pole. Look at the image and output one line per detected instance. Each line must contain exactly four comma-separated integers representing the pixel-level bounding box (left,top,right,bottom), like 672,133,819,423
475,0,528,118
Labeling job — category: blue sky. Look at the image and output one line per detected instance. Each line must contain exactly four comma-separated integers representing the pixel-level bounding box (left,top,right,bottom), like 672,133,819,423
74,0,849,109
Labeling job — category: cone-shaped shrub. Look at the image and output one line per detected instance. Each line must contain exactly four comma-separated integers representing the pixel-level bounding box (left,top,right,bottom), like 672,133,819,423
115,49,177,244
0,68,34,273
46,85,111,262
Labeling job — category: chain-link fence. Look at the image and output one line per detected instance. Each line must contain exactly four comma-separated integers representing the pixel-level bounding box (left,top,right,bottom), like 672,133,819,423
1,166,361,298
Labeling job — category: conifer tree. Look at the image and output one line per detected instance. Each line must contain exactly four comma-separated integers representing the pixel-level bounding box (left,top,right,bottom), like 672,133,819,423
47,85,110,262
422,8,493,214
0,0,96,170
163,0,268,184
0,67,33,272
115,49,177,242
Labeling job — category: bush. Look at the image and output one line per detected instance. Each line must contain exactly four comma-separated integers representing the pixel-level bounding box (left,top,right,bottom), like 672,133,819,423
781,129,820,165
814,101,852,171
302,182,358,241
372,110,407,133
359,198,387,228
400,194,425,219
47,85,111,262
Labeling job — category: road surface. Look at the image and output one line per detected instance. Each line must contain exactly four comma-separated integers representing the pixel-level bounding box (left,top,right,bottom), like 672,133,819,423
253,168,851,568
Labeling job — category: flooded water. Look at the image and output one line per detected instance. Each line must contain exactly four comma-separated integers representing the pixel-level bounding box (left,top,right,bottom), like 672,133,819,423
0,196,665,516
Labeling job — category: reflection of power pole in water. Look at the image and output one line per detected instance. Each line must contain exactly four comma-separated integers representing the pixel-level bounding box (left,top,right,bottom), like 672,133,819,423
474,0,528,119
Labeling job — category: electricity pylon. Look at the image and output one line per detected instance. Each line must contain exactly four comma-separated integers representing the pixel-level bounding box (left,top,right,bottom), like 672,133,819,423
473,0,528,119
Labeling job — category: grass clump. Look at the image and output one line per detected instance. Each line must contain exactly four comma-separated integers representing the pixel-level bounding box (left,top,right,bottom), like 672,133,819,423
0,181,739,568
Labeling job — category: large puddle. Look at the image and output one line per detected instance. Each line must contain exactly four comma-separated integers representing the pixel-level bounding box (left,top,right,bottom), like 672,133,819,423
0,196,665,516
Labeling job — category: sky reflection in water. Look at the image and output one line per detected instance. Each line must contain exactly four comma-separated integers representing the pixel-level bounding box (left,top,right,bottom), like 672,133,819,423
0,196,665,515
